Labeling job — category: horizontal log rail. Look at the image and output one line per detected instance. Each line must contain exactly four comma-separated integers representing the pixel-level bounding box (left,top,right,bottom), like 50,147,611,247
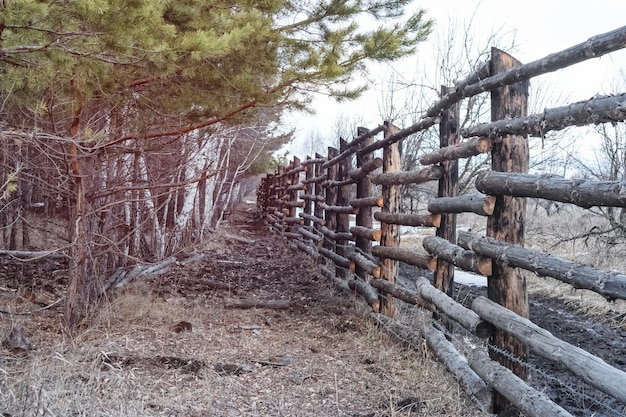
458,231,626,300
320,225,354,241
349,157,383,180
370,165,444,185
371,245,436,271
419,137,493,165
319,203,358,214
350,196,383,208
349,226,382,242
318,247,354,271
297,227,323,242
302,174,327,184
472,296,626,403
422,236,492,276
374,212,441,228
462,93,626,138
299,193,325,202
476,171,626,208
322,124,387,168
347,252,381,278
428,194,496,216
299,212,325,225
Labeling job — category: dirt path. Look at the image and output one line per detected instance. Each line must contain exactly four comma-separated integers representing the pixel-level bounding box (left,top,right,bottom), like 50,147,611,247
0,204,483,417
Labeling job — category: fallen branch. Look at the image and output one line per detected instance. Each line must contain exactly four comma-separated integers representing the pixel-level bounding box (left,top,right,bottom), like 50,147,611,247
223,297,290,310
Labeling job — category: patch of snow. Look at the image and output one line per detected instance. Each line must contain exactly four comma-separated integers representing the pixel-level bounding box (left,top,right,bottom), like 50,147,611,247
454,269,487,287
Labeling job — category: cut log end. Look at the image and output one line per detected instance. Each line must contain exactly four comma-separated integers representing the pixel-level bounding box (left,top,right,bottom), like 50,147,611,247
372,229,382,242
427,257,437,272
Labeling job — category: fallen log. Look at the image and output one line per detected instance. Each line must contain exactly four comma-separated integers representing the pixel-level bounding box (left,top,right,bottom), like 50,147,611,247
458,231,626,300
469,351,573,417
472,296,626,403
422,236,492,276
0,250,67,261
223,297,290,310
428,194,495,216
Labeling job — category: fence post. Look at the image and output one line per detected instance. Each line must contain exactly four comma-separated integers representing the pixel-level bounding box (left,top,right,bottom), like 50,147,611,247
314,153,325,235
324,147,339,251
336,139,352,279
435,86,460,296
488,47,530,413
303,156,313,229
288,157,301,233
379,121,401,316
355,127,374,282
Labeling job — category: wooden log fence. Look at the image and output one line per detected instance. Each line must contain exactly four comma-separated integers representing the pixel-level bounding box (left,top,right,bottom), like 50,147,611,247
257,25,626,416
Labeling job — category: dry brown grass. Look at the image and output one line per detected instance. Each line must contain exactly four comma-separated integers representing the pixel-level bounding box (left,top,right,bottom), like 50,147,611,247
1,261,486,417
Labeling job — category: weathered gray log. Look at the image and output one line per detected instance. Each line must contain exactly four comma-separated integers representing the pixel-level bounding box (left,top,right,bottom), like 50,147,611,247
319,203,359,214
428,194,496,216
302,174,327,184
281,232,302,240
350,196,383,208
286,183,305,192
416,277,491,338
476,171,626,208
349,226,381,242
374,211,441,227
318,247,354,271
371,246,436,271
320,225,354,241
322,177,357,188
349,157,383,180
0,250,67,261
422,236,492,276
462,93,626,138
370,165,444,186
457,231,626,300
224,297,290,310
319,265,350,291
284,217,304,225
295,240,322,261
347,252,381,278
299,193,325,202
422,324,492,411
299,212,325,225
368,277,435,312
106,257,177,291
297,227,323,243
370,313,492,413
283,165,306,176
469,351,574,417
348,279,380,312
301,157,326,165
472,296,626,403
322,124,386,168
419,137,493,165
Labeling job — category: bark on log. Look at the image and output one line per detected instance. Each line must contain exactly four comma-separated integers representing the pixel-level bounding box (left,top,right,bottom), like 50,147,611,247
374,212,441,227
458,231,626,300
299,212,326,225
349,226,382,242
476,171,626,208
281,232,302,240
416,277,491,338
469,351,574,417
428,194,496,216
319,247,354,271
295,240,322,262
348,279,380,312
371,246,436,271
105,257,177,291
423,236,492,276
347,252,381,278
419,137,493,165
350,196,383,208
301,157,326,165
368,277,434,312
322,125,387,168
355,129,376,283
297,227,323,243
472,296,626,403
223,298,290,310
283,200,305,208
323,177,357,188
320,203,359,214
349,157,383,180
421,324,492,411
320,225,354,241
370,165,444,186
462,93,626,138
302,174,327,184
320,265,350,292
284,217,304,225
299,194,326,202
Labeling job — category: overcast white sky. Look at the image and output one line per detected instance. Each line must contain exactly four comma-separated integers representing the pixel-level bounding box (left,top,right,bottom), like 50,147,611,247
284,0,626,156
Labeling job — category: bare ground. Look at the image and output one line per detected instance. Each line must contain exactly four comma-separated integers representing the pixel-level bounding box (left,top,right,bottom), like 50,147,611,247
0,204,484,417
